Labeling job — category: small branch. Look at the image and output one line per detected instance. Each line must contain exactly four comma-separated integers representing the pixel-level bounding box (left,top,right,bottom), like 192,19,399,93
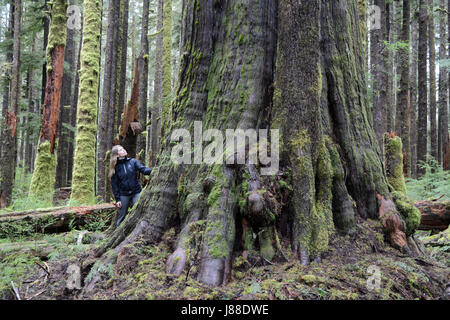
10,281,21,300
34,261,50,276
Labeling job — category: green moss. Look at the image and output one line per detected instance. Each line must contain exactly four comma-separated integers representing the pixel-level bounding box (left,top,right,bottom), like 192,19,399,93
28,141,58,203
45,0,68,73
391,191,421,236
384,135,407,194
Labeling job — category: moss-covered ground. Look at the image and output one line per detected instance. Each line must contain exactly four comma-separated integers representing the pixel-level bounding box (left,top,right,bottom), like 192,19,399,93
1,215,448,300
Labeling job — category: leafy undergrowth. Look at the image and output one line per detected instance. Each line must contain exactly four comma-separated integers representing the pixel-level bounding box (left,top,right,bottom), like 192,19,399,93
1,217,449,300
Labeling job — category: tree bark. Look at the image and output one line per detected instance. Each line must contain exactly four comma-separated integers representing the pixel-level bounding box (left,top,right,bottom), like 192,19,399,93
97,0,119,201
438,0,448,165
29,0,68,203
0,0,21,208
371,0,387,152
395,0,411,177
417,0,428,177
410,8,418,179
415,200,450,231
67,17,83,186
428,0,437,161
70,0,102,204
56,0,76,189
150,0,164,165
84,0,420,290
136,0,149,162
0,203,116,236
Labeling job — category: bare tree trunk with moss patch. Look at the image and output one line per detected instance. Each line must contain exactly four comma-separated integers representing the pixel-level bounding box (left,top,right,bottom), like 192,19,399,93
83,0,422,291
70,0,102,204
29,0,68,203
56,0,76,189
0,0,21,208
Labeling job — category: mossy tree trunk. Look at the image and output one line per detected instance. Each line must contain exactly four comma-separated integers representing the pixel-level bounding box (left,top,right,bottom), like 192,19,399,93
85,0,420,289
56,0,76,189
29,0,68,203
70,0,102,204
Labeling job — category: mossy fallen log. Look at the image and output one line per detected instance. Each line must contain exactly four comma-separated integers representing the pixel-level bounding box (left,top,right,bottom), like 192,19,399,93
415,200,450,231
0,203,116,238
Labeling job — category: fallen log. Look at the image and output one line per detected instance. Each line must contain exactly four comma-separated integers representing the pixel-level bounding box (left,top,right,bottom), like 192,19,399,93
415,200,450,232
0,203,117,238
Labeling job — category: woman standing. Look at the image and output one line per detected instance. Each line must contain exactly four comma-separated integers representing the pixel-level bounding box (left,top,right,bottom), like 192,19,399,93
109,145,152,226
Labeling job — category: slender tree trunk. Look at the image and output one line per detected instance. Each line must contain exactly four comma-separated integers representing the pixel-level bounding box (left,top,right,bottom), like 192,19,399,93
41,0,50,109
161,0,173,136
371,0,387,151
116,0,129,141
0,2,14,165
410,5,418,178
29,0,68,203
25,37,36,173
97,0,119,201
56,0,76,189
417,0,428,176
386,0,395,132
85,0,417,292
428,0,437,161
395,0,411,177
68,18,83,186
71,0,102,204
0,0,21,208
150,0,164,165
137,0,149,162
438,0,448,165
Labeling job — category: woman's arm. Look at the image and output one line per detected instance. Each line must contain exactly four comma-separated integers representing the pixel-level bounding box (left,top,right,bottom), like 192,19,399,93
133,159,152,175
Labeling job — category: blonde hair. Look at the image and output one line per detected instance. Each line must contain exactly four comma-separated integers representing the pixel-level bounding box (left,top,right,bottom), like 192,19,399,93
108,145,122,181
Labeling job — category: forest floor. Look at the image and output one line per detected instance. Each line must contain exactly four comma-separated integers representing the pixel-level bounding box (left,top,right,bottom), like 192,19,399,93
1,214,449,300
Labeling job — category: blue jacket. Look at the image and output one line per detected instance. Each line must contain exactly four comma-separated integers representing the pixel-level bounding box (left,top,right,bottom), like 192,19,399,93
111,157,152,202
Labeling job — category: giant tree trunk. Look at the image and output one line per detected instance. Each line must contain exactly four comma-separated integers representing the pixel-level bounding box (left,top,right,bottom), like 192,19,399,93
86,0,418,289
29,0,68,203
